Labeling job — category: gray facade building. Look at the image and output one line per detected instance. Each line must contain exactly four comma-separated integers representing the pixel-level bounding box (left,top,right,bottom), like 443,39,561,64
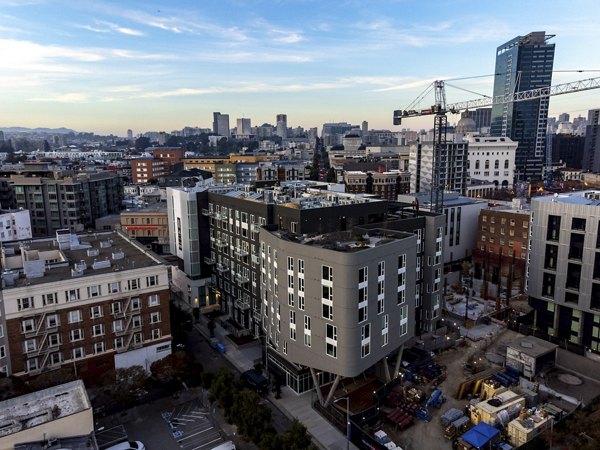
213,112,231,138
490,32,555,181
527,190,600,354
582,109,600,172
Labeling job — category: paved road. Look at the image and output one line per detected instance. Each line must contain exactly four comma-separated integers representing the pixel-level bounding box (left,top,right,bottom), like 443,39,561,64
162,400,224,450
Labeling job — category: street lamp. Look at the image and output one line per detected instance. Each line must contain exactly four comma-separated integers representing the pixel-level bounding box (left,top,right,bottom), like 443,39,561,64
333,397,350,450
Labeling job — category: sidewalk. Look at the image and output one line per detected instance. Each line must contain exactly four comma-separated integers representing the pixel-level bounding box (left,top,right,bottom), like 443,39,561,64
181,302,357,450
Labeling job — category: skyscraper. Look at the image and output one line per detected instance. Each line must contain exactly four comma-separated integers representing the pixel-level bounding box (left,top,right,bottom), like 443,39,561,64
490,32,555,181
236,118,251,138
213,112,231,138
127,129,133,140
276,114,287,138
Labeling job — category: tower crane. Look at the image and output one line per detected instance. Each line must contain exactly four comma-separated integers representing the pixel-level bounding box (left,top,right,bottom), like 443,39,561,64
393,76,600,213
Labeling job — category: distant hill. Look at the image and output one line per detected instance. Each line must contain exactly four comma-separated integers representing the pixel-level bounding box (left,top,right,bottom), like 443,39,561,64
0,127,75,134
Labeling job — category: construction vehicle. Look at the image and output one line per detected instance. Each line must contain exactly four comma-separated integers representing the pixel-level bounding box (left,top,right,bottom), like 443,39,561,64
426,388,446,409
393,75,600,213
444,415,471,440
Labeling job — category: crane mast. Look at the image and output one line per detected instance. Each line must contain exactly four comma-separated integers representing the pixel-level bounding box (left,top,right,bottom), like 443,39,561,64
394,76,600,213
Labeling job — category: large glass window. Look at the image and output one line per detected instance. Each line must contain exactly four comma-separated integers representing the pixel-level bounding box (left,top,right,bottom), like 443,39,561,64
544,244,558,269
547,215,561,241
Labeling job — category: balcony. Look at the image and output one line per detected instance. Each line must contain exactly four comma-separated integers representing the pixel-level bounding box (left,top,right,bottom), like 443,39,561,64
216,263,228,273
201,209,214,217
251,254,260,265
235,299,252,311
236,247,249,257
204,256,216,265
251,223,261,234
236,273,250,284
215,239,227,248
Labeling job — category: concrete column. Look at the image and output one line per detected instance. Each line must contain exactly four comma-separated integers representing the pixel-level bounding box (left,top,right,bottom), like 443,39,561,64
393,344,405,378
324,374,342,407
310,367,325,406
383,357,391,383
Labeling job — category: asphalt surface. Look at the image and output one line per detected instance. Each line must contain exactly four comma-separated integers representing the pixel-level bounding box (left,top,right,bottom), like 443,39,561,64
95,326,290,450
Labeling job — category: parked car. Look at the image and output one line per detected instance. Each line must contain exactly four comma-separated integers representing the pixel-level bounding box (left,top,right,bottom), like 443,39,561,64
240,369,268,395
106,441,145,450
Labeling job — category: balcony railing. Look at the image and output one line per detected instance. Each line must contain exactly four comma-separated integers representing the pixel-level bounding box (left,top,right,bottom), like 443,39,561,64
236,273,249,284
236,247,249,257
204,256,216,265
216,263,228,273
235,299,252,311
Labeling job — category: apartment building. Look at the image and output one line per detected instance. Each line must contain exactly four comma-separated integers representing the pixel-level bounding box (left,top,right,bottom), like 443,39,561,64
344,170,411,200
130,158,168,184
527,190,600,354
10,172,124,237
473,201,530,295
0,230,171,380
261,228,417,395
466,136,517,189
0,209,32,243
120,206,169,254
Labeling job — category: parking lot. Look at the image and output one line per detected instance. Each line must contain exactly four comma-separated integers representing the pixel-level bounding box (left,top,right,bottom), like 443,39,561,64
162,400,224,450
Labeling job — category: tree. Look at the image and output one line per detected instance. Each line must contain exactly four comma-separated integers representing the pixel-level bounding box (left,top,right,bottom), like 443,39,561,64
29,367,76,391
326,167,337,183
101,366,148,406
150,351,202,385
230,390,273,442
209,368,238,414
135,136,151,152
165,135,182,147
308,165,319,181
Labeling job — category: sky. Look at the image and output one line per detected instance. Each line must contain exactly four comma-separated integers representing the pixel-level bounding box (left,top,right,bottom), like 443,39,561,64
1,0,600,136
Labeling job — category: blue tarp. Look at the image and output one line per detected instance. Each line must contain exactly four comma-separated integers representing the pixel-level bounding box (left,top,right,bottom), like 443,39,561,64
461,422,500,449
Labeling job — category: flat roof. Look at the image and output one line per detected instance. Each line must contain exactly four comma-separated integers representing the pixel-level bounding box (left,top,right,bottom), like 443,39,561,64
14,433,98,450
533,190,600,206
507,335,558,358
0,380,90,438
1,231,164,289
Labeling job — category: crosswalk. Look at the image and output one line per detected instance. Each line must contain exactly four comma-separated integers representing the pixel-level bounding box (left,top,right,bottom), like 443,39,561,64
162,400,224,450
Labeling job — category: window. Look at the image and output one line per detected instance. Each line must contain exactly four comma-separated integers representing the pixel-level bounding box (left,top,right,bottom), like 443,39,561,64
547,215,561,241
400,306,408,336
132,315,142,328
49,333,60,347
542,272,556,298
378,261,385,277
94,342,105,354
70,328,83,342
113,320,124,333
382,315,389,346
128,278,140,290
17,297,34,311
90,305,103,319
92,324,104,337
322,265,333,282
114,337,124,349
0,346,4,359
108,282,120,294
65,289,80,301
146,275,158,287
87,285,101,298
148,294,160,307
361,323,371,358
42,292,57,306
326,324,337,358
150,312,161,324
27,358,39,372
304,316,311,347
572,217,586,231
131,298,141,310
298,259,304,274
24,339,37,353
72,347,85,359
290,311,296,340
111,302,122,315
68,310,82,323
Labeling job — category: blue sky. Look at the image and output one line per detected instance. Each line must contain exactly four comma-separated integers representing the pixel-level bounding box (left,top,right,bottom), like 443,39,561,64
1,0,599,136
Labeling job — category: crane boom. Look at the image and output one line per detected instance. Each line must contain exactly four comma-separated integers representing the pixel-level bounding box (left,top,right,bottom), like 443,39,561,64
393,76,600,123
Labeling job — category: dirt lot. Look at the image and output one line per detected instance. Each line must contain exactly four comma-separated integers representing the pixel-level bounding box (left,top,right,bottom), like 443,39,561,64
388,328,516,450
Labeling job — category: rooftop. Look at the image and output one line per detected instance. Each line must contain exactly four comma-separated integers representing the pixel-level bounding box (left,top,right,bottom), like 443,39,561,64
1,230,164,289
0,380,90,438
533,190,600,206
270,229,413,252
507,335,558,358
14,434,98,450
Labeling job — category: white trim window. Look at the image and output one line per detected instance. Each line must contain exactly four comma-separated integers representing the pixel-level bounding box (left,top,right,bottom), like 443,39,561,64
150,312,161,324
361,323,371,358
68,310,82,324
148,294,160,307
304,315,311,347
326,324,337,358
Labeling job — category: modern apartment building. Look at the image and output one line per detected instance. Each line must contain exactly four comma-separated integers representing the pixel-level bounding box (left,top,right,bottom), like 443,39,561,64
260,228,417,395
0,230,171,380
409,141,469,196
10,172,124,237
527,190,600,354
0,209,32,243
490,32,555,181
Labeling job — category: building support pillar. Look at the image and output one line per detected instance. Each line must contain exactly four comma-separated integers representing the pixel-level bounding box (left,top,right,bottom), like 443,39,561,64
324,374,343,407
310,367,325,406
393,344,405,379
383,357,392,383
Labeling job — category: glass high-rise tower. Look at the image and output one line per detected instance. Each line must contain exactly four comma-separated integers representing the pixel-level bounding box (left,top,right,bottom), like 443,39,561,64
490,31,555,181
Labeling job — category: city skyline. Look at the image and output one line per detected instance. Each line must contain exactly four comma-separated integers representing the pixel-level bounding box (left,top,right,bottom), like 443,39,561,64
1,0,600,135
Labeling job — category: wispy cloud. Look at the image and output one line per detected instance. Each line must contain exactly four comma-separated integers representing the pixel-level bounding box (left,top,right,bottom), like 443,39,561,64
28,92,90,103
77,20,144,36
